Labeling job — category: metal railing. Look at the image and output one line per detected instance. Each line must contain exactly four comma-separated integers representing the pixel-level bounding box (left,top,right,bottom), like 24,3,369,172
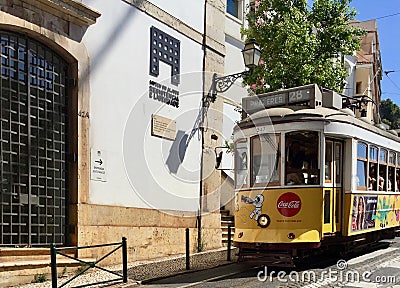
50,237,128,288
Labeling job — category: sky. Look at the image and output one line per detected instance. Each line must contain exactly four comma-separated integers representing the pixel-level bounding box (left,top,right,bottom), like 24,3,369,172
308,0,400,105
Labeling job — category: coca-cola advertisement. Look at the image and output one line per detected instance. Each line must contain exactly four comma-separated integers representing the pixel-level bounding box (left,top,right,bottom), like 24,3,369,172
277,192,302,217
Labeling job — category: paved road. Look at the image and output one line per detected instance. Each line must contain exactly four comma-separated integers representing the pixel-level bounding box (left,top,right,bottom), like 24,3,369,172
141,238,400,287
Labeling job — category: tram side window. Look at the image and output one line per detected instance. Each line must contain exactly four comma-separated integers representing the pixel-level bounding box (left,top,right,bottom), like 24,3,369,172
388,151,395,192
285,131,319,185
335,143,342,184
368,146,378,191
356,142,367,190
379,149,388,191
235,140,248,188
251,134,280,186
325,141,333,182
397,155,400,192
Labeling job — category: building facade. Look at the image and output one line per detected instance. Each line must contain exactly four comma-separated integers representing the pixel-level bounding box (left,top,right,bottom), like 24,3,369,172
350,19,382,124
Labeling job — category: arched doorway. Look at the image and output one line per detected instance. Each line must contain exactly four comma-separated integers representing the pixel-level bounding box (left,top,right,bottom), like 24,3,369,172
0,31,69,246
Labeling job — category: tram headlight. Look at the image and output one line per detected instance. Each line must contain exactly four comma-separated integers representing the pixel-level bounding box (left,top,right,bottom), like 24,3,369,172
288,233,296,240
257,214,271,228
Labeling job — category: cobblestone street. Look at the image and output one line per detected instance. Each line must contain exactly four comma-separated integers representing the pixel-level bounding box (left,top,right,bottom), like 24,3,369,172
141,238,400,288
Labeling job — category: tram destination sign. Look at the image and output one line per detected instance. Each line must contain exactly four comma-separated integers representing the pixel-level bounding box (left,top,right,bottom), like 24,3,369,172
242,85,317,114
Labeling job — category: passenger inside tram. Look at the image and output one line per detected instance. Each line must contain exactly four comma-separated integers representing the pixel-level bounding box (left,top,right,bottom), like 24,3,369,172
378,170,385,191
388,170,393,191
368,165,377,191
285,131,319,185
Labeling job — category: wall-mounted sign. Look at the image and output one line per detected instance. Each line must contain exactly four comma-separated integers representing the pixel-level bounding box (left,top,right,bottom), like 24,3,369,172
149,26,180,86
91,149,107,182
149,80,179,108
151,114,177,141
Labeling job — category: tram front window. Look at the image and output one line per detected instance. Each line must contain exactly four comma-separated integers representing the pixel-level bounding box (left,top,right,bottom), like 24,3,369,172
285,131,319,185
251,134,280,186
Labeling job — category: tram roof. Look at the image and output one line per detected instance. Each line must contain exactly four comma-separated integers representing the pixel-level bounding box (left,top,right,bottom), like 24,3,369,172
236,106,400,142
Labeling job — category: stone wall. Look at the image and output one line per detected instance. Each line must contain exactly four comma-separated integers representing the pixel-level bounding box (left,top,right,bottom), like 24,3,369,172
76,204,221,265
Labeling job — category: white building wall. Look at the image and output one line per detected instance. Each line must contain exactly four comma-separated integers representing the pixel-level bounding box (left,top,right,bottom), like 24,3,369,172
221,1,252,184
344,55,357,97
148,0,205,33
82,0,204,211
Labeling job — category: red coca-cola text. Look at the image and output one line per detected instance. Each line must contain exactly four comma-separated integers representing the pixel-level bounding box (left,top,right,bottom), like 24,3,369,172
277,192,301,217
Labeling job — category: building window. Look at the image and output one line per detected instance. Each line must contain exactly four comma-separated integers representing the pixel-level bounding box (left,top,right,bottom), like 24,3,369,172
356,81,362,94
0,31,69,246
227,0,243,20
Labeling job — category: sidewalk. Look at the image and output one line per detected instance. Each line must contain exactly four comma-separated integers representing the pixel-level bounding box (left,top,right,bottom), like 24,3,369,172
13,247,238,288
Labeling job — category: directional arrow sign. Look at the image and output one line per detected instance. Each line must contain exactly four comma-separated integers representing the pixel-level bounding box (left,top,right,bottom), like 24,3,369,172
91,149,107,182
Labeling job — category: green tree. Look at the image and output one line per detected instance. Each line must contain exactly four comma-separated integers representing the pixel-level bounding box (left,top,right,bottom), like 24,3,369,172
242,0,365,94
380,99,400,129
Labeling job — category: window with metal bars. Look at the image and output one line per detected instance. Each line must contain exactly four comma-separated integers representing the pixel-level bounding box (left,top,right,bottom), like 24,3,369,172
0,31,69,246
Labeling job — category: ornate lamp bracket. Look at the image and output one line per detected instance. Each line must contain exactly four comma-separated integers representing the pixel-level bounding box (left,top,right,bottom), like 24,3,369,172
209,71,250,102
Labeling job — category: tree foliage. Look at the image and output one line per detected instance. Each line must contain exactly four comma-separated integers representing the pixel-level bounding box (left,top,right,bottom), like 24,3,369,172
380,99,400,129
241,0,365,94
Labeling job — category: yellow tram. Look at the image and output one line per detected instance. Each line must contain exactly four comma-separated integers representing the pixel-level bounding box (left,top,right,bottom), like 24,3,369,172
233,84,400,265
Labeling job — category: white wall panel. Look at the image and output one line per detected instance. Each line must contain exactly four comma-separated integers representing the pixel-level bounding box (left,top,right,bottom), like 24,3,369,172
82,0,204,211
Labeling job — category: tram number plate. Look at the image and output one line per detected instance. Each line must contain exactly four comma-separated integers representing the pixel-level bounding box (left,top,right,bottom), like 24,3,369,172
288,89,311,103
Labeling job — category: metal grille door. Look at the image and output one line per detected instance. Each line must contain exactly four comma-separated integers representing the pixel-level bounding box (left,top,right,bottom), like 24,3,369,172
0,32,69,246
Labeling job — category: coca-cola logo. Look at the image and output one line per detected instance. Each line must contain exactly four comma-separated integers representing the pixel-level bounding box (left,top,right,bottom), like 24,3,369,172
277,192,301,217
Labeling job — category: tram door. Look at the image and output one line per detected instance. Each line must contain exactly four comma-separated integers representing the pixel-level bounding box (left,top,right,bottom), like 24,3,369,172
323,140,343,234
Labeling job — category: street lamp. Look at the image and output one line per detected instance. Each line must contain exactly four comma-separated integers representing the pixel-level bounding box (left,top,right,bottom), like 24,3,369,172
209,39,261,102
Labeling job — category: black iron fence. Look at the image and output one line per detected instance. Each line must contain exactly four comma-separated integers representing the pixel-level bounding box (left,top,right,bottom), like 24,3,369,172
50,237,128,288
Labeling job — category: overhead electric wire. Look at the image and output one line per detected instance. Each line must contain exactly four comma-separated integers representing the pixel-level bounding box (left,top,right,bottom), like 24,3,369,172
384,74,400,94
374,12,400,20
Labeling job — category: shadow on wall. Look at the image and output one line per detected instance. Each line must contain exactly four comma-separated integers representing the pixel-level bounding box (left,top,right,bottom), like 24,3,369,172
166,130,188,174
